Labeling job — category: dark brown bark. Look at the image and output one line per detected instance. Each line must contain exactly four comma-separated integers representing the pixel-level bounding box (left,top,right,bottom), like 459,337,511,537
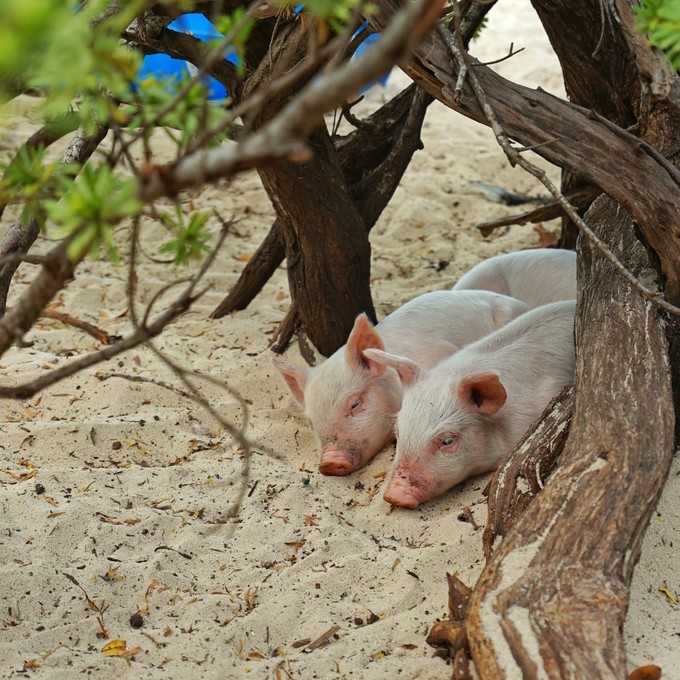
223,18,377,356
529,0,638,257
467,197,674,678
211,83,432,324
258,123,375,356
530,0,639,126
0,239,77,352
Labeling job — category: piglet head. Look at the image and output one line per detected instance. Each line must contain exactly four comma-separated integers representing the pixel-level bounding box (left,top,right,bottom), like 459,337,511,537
384,369,508,508
277,315,400,475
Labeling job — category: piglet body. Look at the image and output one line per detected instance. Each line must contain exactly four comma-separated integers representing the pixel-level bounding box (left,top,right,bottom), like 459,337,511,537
273,290,530,475
365,300,576,507
453,249,576,306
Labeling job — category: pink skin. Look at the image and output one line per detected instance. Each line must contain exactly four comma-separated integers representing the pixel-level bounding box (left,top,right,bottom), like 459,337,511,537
453,249,576,306
365,301,576,508
272,290,531,476
383,458,435,508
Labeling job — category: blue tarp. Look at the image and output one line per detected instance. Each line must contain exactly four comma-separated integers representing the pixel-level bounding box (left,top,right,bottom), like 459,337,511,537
135,12,389,102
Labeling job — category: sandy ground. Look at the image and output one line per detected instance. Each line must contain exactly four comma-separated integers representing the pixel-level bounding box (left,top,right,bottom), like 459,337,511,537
1,3,678,678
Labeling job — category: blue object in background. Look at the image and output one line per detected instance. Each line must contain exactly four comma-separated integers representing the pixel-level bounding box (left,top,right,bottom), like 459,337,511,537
135,13,390,102
352,30,391,92
136,13,237,102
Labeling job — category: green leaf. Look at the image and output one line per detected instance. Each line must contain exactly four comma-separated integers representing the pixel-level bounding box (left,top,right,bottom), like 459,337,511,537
159,209,213,266
44,164,140,263
634,0,680,68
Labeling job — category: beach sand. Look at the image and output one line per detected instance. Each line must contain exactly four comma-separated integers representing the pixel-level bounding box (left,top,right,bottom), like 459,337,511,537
1,3,677,678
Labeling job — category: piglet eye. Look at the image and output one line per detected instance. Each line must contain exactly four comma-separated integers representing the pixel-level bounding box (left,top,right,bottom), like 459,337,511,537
351,398,362,411
441,435,457,447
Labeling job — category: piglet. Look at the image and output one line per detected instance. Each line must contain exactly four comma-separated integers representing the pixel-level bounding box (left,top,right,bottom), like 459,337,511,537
453,248,576,306
364,300,575,508
273,290,530,476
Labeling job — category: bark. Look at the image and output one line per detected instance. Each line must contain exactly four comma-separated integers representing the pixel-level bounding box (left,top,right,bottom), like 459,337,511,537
370,1,680,300
467,198,674,678
529,0,637,256
211,83,432,323
0,218,41,316
556,174,591,250
482,385,574,561
258,123,375,356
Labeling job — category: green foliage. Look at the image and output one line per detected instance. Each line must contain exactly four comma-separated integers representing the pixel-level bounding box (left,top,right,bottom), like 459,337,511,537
634,0,680,68
45,164,140,263
127,75,229,150
159,208,212,266
1,0,142,120
1,145,55,204
472,17,488,41
216,7,255,77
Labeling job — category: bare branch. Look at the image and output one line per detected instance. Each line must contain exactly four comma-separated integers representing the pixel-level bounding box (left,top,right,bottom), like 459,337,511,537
136,0,445,202
438,21,680,318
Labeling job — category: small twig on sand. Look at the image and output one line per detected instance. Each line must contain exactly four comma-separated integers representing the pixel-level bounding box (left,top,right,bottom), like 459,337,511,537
95,372,195,400
38,309,122,345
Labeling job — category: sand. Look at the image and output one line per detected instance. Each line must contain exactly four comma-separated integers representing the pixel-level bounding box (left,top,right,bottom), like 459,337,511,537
1,3,678,678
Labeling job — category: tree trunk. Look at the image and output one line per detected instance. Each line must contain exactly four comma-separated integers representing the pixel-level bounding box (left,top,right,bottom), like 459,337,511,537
467,197,674,678
366,2,680,677
211,84,432,329
258,123,376,356
482,384,574,561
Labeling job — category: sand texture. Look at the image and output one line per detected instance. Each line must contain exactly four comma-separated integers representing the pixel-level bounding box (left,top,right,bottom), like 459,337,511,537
1,3,678,678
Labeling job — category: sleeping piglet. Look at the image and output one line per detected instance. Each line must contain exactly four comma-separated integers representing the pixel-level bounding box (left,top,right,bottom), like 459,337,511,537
453,248,576,306
273,290,529,476
364,300,575,508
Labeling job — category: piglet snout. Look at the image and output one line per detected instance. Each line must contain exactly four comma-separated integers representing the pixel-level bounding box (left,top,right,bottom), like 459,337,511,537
319,447,355,476
383,469,425,508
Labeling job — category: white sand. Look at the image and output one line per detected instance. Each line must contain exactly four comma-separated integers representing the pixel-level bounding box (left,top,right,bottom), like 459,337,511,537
1,3,677,678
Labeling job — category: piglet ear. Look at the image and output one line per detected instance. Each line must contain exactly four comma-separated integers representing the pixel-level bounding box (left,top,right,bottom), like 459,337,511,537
363,349,422,386
457,372,507,415
271,359,308,405
346,314,385,373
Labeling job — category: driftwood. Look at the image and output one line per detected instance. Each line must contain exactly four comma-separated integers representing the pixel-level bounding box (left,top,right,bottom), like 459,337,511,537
482,384,574,560
468,198,674,678
476,185,600,236
367,2,679,677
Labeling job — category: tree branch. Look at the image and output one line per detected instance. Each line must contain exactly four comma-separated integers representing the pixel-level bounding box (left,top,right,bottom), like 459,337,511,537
135,0,445,201
371,0,680,302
